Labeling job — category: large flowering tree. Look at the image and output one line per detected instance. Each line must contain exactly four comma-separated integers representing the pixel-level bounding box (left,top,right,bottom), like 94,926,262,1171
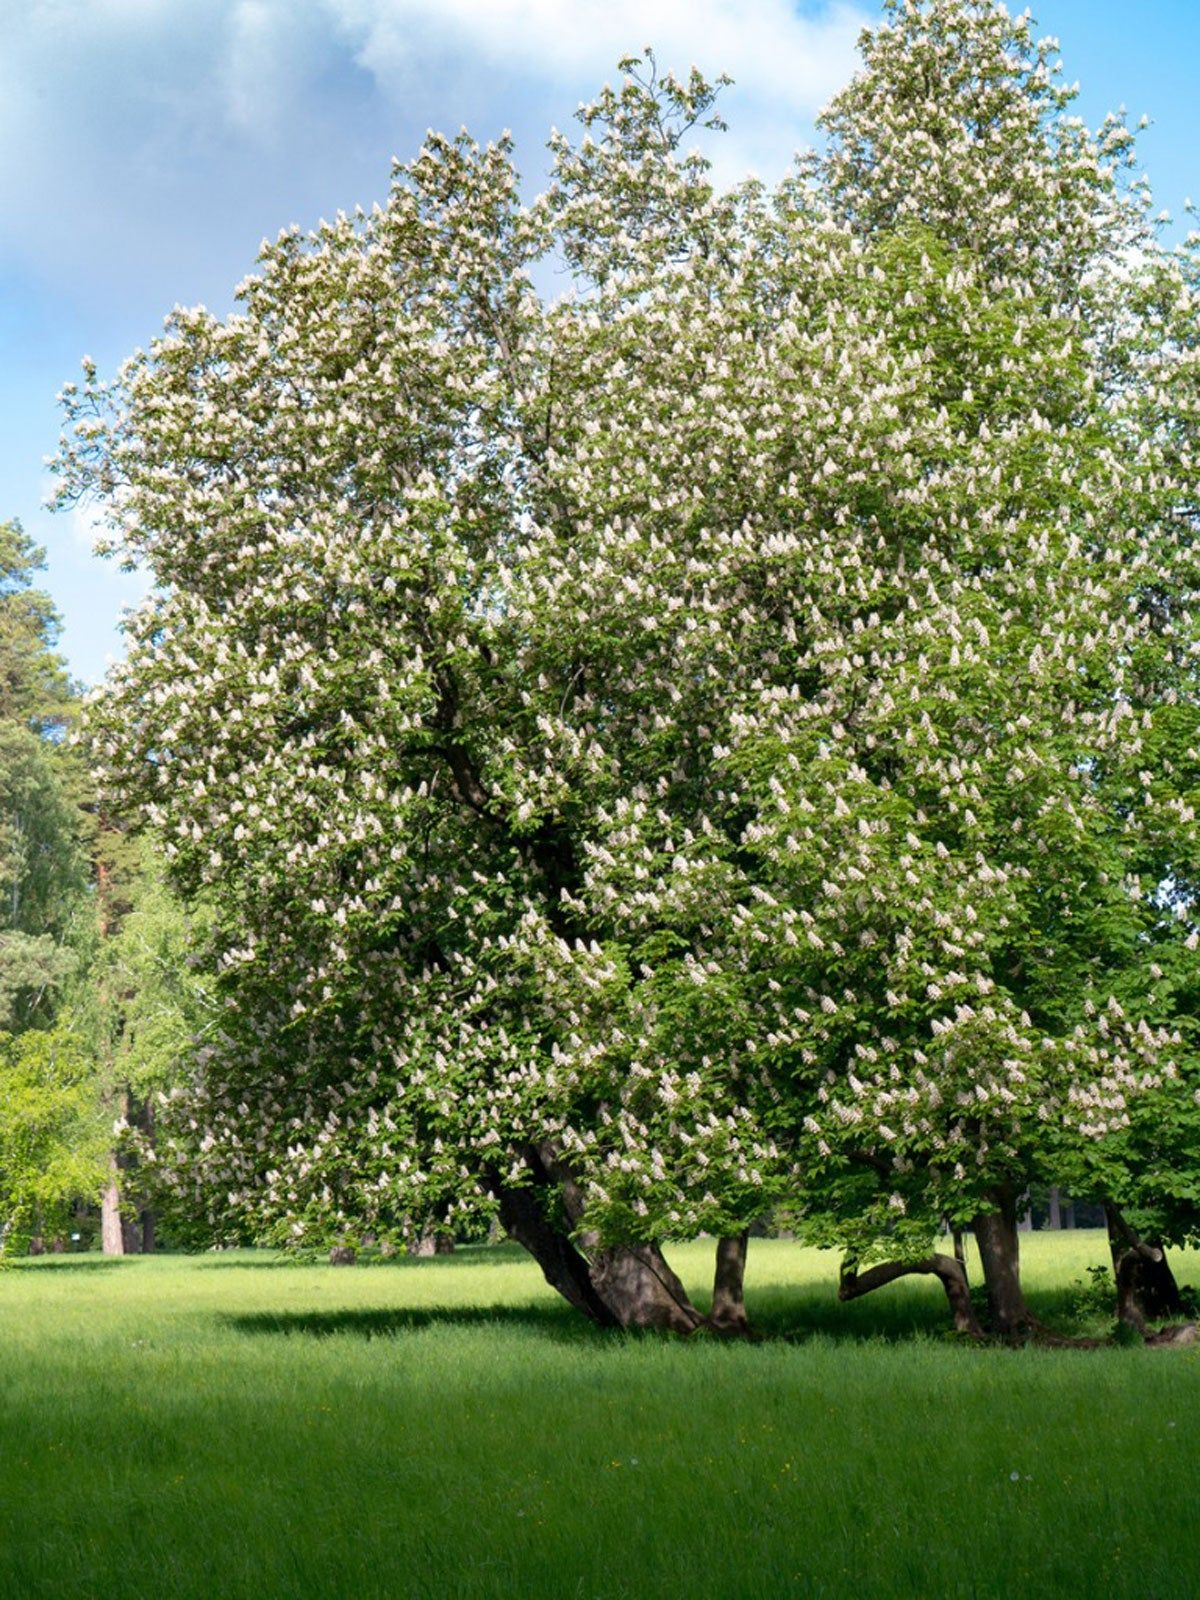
58,0,1200,1335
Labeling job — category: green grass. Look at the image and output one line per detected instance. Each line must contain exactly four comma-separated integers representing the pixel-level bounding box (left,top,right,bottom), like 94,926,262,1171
1,1232,1197,1599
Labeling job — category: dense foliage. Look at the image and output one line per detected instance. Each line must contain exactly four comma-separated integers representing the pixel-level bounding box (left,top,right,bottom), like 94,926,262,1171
57,0,1200,1328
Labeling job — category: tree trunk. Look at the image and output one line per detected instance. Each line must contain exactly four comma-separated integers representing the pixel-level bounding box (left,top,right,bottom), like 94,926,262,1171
839,1253,983,1336
973,1192,1035,1336
1048,1186,1062,1230
710,1233,749,1332
489,1152,707,1333
412,1227,455,1257
100,1171,124,1257
952,1228,968,1281
140,1209,156,1254
531,1143,705,1332
1104,1205,1183,1331
490,1175,620,1326
102,1086,139,1256
587,1242,707,1333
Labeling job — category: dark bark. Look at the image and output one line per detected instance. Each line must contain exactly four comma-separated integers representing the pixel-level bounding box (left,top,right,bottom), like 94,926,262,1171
490,1173,620,1327
1144,1322,1198,1347
951,1228,968,1281
140,1209,156,1255
329,1245,357,1266
588,1242,707,1334
1048,1186,1062,1230
532,1142,705,1333
1104,1205,1184,1331
487,1148,707,1333
839,1253,983,1336
710,1233,750,1332
973,1191,1035,1336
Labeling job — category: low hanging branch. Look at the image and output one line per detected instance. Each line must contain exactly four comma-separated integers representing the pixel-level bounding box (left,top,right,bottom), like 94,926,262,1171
839,1254,983,1337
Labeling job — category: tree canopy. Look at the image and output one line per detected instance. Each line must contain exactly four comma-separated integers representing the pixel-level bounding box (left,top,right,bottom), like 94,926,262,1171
56,0,1200,1333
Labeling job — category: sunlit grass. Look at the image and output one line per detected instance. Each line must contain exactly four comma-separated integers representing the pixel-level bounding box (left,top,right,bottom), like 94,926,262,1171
0,1233,1196,1598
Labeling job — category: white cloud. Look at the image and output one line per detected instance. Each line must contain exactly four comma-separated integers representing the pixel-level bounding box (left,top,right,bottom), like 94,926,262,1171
0,0,869,316
330,0,862,111
327,0,867,184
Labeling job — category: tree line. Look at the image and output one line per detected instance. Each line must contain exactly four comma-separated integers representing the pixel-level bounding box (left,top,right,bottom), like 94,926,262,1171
0,520,208,1255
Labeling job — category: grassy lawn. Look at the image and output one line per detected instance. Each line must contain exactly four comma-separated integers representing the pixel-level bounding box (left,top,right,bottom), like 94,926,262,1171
0,1232,1197,1599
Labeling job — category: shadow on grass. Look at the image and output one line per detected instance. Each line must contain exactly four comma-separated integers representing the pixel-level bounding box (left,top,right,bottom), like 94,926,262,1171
10,1255,136,1272
220,1280,1109,1348
222,1301,602,1345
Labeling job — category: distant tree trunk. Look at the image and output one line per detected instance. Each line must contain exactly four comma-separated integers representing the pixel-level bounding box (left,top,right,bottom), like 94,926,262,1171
101,1165,124,1257
710,1232,749,1332
102,1082,141,1257
1104,1205,1183,1331
412,1227,455,1257
138,1101,156,1252
1063,1196,1076,1230
839,1253,983,1336
1047,1186,1062,1230
973,1190,1035,1337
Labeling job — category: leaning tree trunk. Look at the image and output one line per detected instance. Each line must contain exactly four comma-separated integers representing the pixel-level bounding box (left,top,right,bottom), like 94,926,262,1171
588,1241,706,1333
839,1253,983,1336
710,1232,750,1333
973,1190,1036,1337
490,1176,620,1326
535,1142,705,1332
1104,1204,1183,1332
488,1147,707,1333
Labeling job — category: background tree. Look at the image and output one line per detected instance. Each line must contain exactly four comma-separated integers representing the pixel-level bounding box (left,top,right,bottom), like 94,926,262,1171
79,838,214,1253
0,522,86,1033
0,521,104,1250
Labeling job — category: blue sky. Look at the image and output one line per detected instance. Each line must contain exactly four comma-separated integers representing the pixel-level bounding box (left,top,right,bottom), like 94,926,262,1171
2,0,1197,685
